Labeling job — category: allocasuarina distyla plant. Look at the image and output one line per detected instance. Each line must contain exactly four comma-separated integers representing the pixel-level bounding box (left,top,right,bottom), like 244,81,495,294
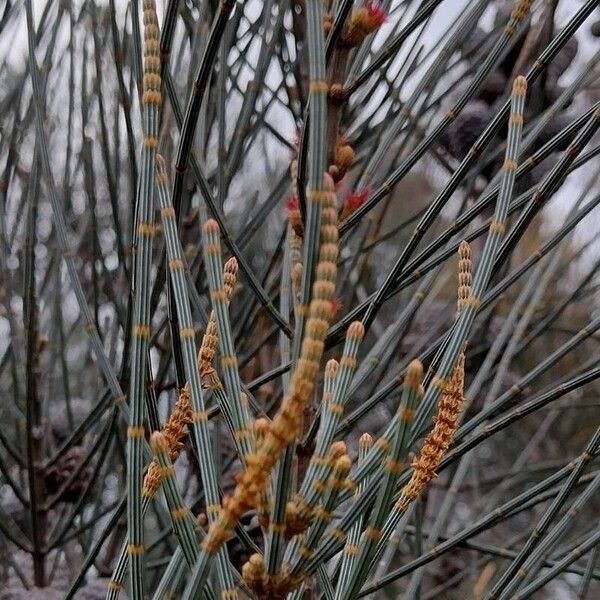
2,1,600,598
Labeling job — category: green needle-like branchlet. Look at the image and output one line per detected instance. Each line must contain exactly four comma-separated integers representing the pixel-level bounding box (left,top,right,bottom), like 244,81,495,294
125,3,162,596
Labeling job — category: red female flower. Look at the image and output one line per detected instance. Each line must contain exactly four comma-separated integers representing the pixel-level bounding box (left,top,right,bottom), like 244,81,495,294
364,2,387,28
286,195,299,214
342,187,369,219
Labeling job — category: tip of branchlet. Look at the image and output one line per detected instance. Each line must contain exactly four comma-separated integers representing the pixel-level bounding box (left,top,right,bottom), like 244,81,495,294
204,219,219,234
224,257,238,274
242,553,266,589
330,441,347,458
359,432,373,449
405,360,424,389
334,455,353,475
325,359,340,379
150,431,169,455
249,553,264,567
511,0,533,22
347,320,365,341
196,512,207,527
323,172,336,191
459,240,471,260
512,75,528,97
335,143,355,171
254,418,270,435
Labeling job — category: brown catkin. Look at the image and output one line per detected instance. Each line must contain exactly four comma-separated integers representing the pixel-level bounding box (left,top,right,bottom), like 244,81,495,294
198,257,238,387
202,174,339,554
142,259,238,499
142,388,192,498
457,240,472,315
398,353,465,507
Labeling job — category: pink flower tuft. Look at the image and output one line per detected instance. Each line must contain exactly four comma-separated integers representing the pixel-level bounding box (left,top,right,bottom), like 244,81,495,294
330,297,342,317
365,2,387,28
286,195,299,213
293,128,303,151
344,187,369,215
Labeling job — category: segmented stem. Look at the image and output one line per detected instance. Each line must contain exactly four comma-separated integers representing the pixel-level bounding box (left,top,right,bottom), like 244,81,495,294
126,3,162,596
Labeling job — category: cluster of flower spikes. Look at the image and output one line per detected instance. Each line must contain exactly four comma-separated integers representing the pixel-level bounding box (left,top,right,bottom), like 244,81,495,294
201,173,339,556
283,440,348,538
244,449,353,599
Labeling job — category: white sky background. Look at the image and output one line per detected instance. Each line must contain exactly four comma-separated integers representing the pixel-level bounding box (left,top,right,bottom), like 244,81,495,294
0,0,598,280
